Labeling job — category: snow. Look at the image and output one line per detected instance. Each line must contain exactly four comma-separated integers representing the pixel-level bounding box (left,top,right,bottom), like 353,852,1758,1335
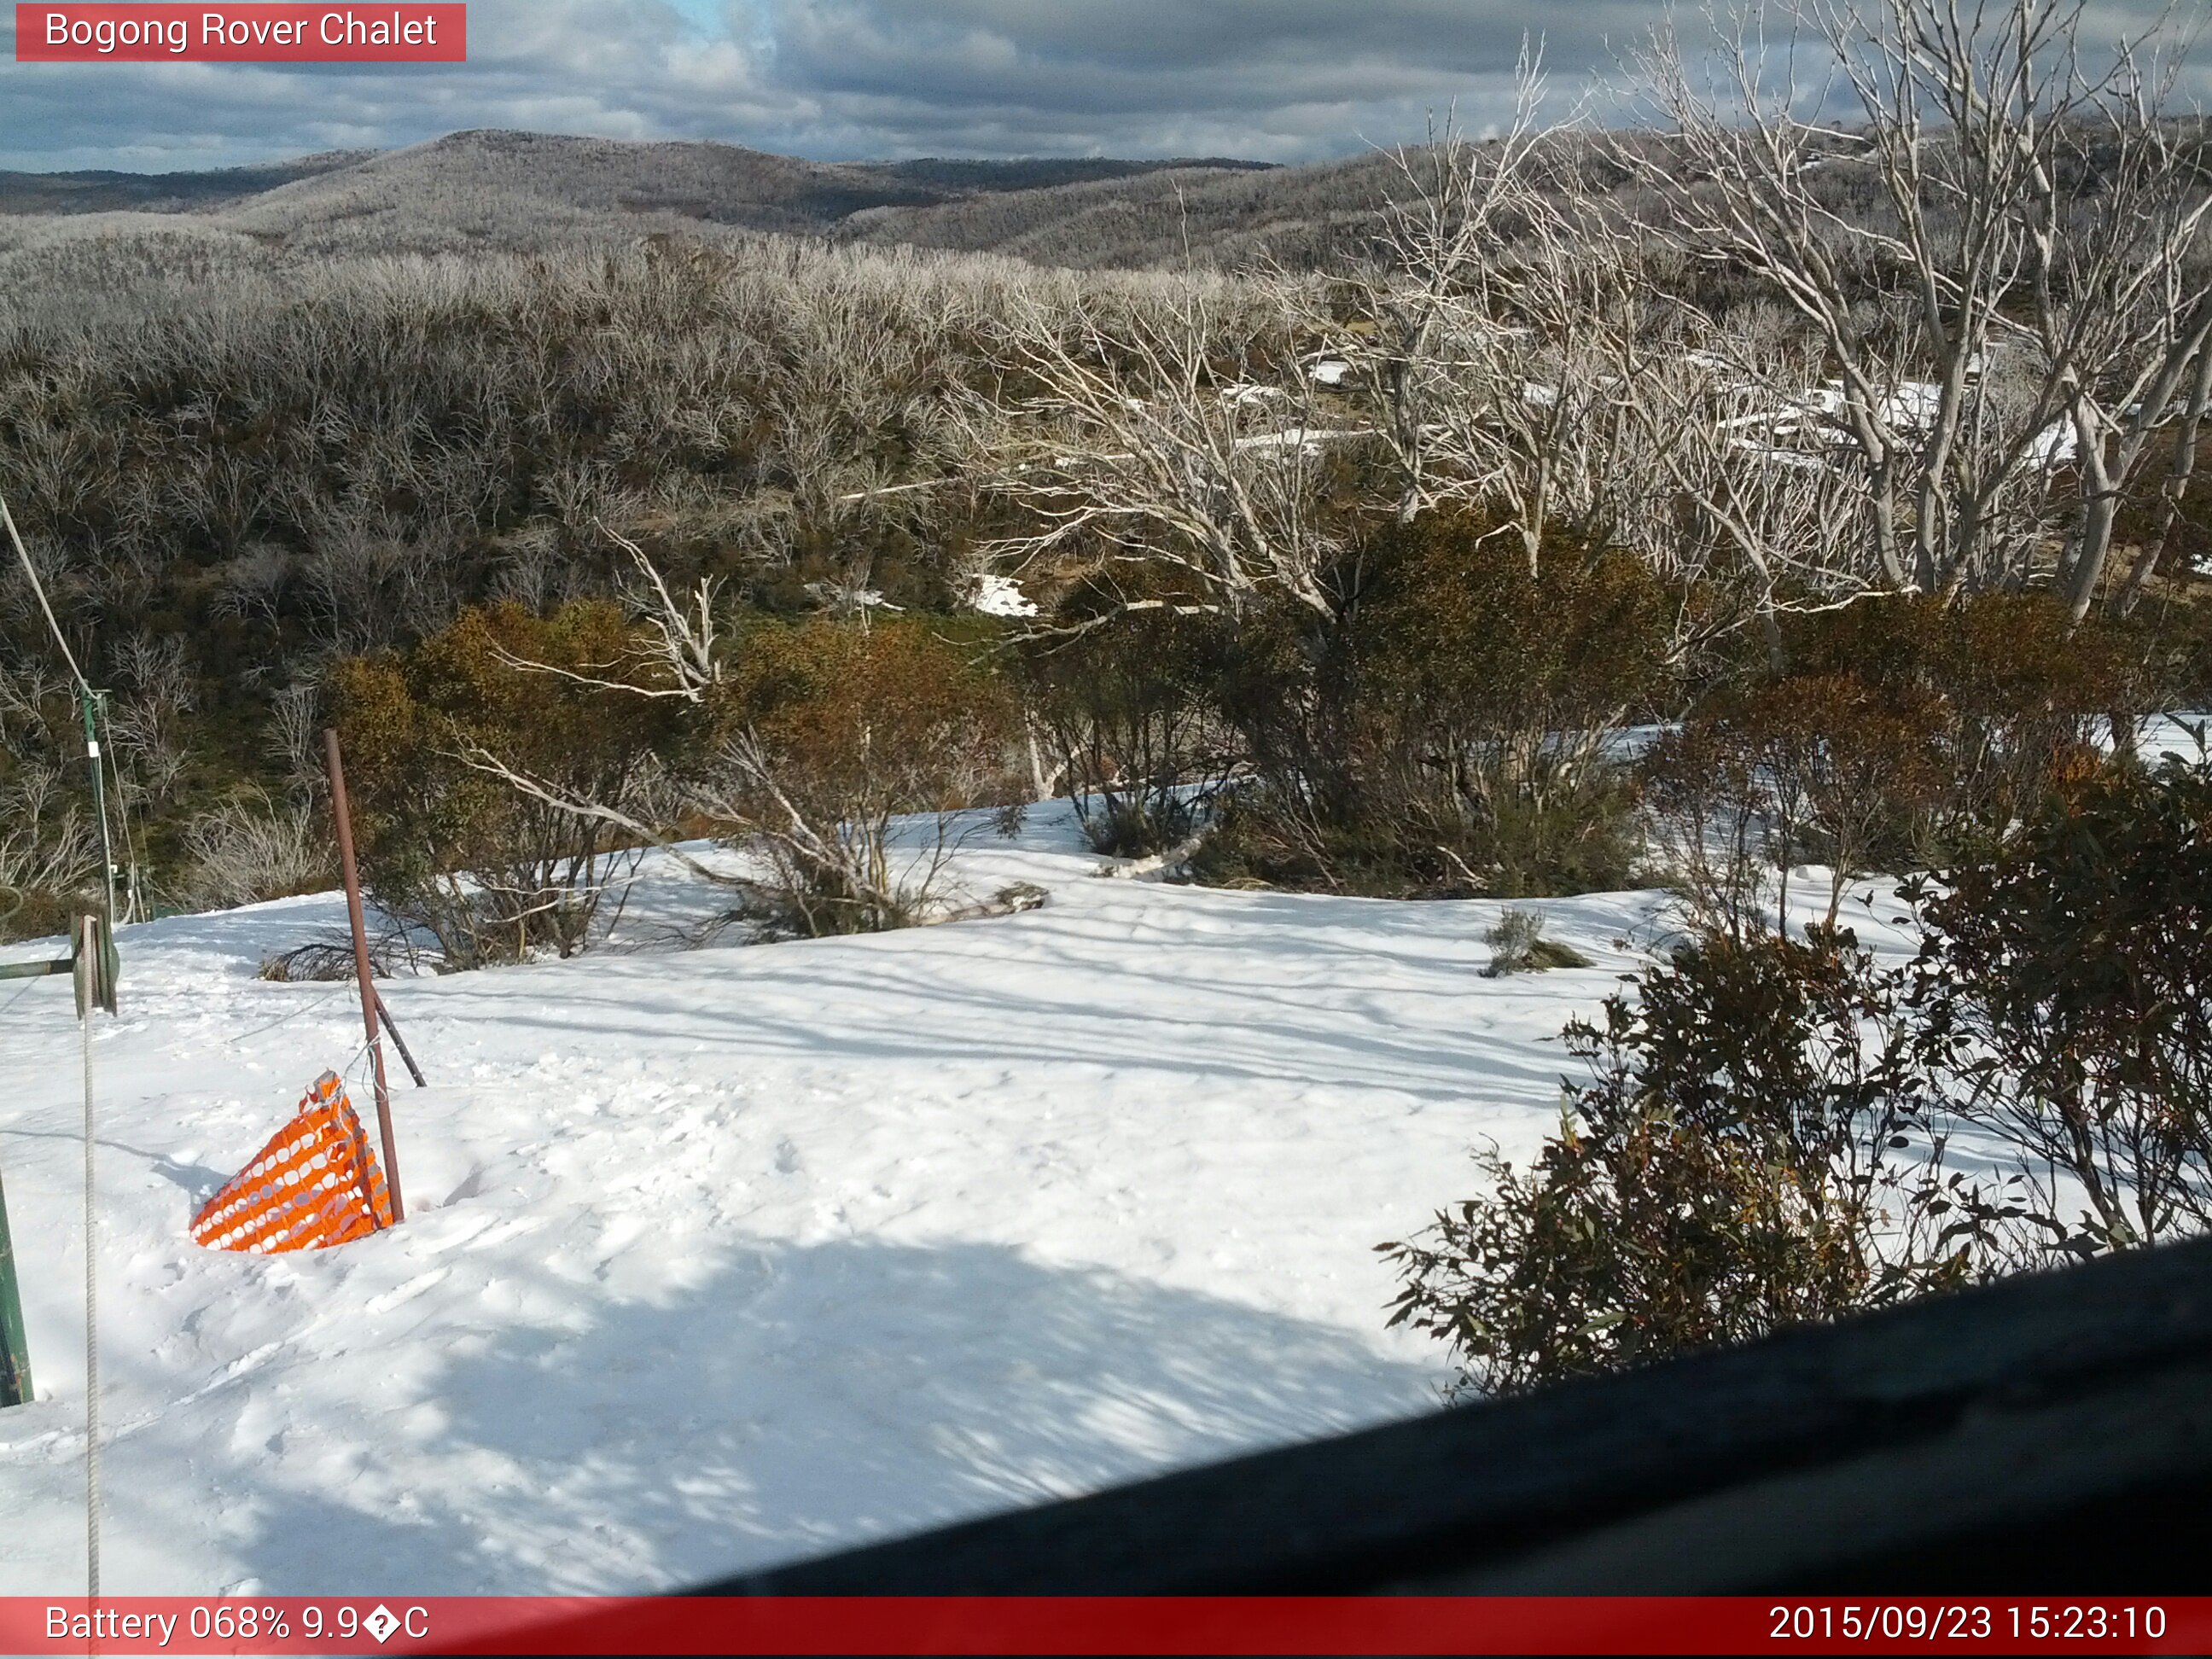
1699,375,2087,477
1877,381,1942,431
2029,418,2078,469
968,573,1039,619
0,804,1689,1595
1231,426,1365,457
1218,381,1284,408
2138,713,2209,763
802,581,896,614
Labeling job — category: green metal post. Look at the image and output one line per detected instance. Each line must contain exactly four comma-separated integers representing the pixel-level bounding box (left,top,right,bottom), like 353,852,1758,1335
0,1157,31,1408
83,691,116,935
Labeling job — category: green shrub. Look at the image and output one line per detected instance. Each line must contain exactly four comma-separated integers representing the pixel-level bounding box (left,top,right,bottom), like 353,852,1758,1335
1198,516,1672,898
1781,593,2147,851
1645,672,1948,932
1016,595,1235,858
1642,590,2165,934
1908,744,2212,1250
1388,754,2212,1399
1383,929,2006,1398
699,614,1022,936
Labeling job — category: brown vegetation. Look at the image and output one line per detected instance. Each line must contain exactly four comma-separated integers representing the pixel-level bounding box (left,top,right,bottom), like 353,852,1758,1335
329,601,672,967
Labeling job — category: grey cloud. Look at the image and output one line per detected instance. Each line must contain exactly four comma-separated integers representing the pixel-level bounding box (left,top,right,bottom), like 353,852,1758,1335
761,0,1642,82
742,0,1649,156
0,0,2198,172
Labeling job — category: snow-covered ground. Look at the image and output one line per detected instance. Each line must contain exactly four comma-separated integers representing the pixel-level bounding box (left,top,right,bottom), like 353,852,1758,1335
0,801,1755,1596
8,714,2200,1597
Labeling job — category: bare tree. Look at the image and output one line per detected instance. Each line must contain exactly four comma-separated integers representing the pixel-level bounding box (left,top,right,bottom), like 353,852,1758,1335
1617,305,1904,658
464,527,1020,937
108,628,195,802
0,759,96,927
1422,192,1658,577
1621,0,2212,617
1268,57,1677,581
178,786,331,910
265,682,324,787
1296,63,1548,528
967,271,1346,624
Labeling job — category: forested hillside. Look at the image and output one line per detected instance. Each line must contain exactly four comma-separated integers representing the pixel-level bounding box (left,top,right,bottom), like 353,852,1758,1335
3,21,2209,946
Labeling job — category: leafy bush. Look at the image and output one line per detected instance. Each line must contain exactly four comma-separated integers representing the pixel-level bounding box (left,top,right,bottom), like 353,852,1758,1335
1197,517,1671,898
1644,672,1947,934
1640,591,2162,936
329,602,672,969
1908,744,2212,1251
1016,597,1236,858
1639,714,1776,940
1384,929,2009,1398
1388,753,2212,1398
1783,594,2145,851
696,614,1022,936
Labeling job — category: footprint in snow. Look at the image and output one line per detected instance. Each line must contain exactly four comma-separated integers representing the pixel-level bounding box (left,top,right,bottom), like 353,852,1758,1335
364,1267,450,1314
415,1212,498,1254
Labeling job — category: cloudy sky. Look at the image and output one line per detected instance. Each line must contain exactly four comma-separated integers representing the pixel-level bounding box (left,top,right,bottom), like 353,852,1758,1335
0,0,1677,172
0,1,2197,174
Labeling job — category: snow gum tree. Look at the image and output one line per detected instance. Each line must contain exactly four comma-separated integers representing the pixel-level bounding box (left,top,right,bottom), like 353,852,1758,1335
1620,0,2212,616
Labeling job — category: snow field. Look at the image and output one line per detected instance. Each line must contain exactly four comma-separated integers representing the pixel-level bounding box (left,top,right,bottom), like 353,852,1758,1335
0,802,1720,1594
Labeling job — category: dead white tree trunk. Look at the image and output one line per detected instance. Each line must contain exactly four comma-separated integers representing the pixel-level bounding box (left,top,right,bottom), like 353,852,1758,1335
963,270,1342,626
1620,0,2212,614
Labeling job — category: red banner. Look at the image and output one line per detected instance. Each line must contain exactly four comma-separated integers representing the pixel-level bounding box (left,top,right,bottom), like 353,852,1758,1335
15,4,465,61
1,1597,2206,1655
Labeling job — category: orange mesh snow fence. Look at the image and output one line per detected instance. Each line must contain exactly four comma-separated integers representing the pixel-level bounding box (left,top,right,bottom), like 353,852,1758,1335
190,1071,394,1252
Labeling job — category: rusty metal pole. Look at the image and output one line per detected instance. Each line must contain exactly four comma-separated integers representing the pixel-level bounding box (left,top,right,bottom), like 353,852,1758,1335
323,728,405,1224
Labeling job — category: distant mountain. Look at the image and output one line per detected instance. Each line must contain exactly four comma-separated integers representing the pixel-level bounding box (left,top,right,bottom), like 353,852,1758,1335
0,150,374,215
0,131,1288,260
871,156,1278,196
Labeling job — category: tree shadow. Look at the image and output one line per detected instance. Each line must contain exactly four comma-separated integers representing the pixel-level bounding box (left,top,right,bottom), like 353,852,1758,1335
176,1237,1440,1594
0,1127,228,1202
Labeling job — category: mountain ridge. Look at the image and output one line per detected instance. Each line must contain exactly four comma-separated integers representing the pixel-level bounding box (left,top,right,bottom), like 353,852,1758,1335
0,128,1372,268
